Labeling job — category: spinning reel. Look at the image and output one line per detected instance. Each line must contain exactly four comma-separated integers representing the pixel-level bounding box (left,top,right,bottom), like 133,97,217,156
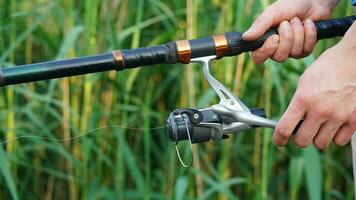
166,56,277,145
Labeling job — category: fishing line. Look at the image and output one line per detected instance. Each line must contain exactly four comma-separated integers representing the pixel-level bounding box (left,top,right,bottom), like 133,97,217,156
0,124,168,145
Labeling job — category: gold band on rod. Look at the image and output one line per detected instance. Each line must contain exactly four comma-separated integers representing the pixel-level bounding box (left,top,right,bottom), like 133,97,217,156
112,50,124,70
175,40,191,64
213,35,228,58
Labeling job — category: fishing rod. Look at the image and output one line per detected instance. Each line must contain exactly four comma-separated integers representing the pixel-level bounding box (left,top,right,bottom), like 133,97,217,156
0,16,354,87
1,16,355,166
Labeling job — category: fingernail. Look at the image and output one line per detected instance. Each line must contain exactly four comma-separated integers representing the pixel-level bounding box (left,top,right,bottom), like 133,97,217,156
243,30,251,37
280,21,289,30
305,19,314,28
245,21,259,35
290,17,297,24
271,35,279,45
290,17,300,24
244,26,254,36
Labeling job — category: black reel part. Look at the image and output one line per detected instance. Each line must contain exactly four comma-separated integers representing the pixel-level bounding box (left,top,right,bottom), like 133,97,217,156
166,107,267,144
166,108,223,144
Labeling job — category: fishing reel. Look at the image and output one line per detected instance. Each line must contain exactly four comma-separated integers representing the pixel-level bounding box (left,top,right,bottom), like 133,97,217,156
166,55,277,147
167,107,266,144
165,55,277,168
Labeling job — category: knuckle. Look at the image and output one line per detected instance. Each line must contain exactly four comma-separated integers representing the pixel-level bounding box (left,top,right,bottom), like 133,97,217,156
313,139,328,150
333,137,348,146
289,55,300,59
314,105,330,118
294,92,311,107
252,59,263,65
272,54,288,62
294,138,309,148
334,127,354,146
273,133,287,146
280,130,291,140
253,60,264,65
332,113,348,123
290,49,302,57
275,125,290,139
303,46,314,54
251,53,263,64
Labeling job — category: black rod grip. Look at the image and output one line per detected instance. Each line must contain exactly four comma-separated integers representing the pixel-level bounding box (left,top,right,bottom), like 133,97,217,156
189,37,216,58
0,53,116,87
225,15,356,56
316,15,356,39
121,42,178,69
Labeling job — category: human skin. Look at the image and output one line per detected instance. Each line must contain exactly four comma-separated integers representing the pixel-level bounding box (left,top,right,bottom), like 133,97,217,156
275,23,356,149
243,0,339,63
243,0,356,149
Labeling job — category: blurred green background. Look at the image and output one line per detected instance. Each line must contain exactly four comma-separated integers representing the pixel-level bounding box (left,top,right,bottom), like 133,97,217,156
0,0,355,199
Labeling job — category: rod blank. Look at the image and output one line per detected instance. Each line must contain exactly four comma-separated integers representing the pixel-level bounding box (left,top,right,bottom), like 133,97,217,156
0,53,117,86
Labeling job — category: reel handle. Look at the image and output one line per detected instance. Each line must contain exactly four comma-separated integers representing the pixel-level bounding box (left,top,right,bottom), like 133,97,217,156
250,108,303,134
292,120,303,135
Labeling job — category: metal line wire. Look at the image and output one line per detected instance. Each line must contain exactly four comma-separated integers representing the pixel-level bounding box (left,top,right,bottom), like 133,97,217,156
174,120,193,168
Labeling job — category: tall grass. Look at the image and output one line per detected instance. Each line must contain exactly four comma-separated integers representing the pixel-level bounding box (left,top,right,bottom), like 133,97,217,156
0,0,354,199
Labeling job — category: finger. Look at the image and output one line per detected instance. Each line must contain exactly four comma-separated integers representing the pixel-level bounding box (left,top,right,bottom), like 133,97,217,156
251,35,279,64
313,120,343,149
302,19,317,54
289,17,304,57
273,92,306,146
272,21,294,62
293,111,323,148
290,52,310,59
243,2,295,41
333,120,356,146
